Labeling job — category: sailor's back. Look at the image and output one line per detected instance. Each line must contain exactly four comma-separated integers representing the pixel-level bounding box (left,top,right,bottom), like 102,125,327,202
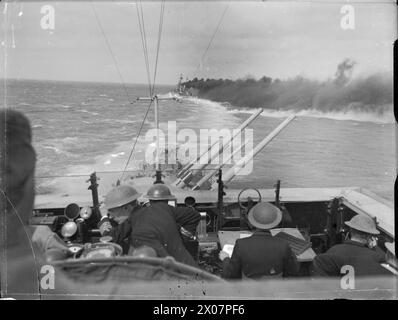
131,202,197,267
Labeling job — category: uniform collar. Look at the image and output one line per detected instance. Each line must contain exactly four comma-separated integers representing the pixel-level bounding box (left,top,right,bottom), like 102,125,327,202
151,201,169,208
344,239,368,247
253,229,272,236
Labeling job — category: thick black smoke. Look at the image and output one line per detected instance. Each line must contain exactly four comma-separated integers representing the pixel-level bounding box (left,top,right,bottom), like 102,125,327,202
334,58,356,86
183,60,392,115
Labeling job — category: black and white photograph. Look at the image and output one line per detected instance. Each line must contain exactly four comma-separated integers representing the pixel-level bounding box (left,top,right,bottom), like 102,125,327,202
0,0,396,302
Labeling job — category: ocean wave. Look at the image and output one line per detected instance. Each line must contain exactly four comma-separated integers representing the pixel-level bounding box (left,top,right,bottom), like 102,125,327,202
42,146,63,154
184,97,227,110
111,152,125,158
114,119,140,124
61,137,80,144
41,137,81,155
184,97,236,119
52,104,72,109
78,109,99,116
35,182,56,195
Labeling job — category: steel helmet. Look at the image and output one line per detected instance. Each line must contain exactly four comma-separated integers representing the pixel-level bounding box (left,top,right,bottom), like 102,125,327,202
248,202,282,230
103,185,141,210
145,184,176,201
131,245,158,258
345,214,380,235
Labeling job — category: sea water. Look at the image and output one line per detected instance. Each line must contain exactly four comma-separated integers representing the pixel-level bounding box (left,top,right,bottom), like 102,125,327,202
3,79,395,201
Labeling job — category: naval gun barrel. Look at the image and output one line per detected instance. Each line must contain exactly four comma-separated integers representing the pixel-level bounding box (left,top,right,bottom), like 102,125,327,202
174,108,263,187
192,137,251,190
211,114,296,189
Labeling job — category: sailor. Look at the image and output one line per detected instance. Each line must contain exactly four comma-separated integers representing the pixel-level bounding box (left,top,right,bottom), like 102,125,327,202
219,202,299,280
130,184,201,267
0,109,40,294
312,214,391,276
98,184,142,253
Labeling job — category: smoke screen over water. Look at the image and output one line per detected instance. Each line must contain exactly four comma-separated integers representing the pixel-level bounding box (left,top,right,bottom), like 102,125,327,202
183,59,393,120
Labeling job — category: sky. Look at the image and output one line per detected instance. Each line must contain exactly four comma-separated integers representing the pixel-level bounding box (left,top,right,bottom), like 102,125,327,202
0,0,396,84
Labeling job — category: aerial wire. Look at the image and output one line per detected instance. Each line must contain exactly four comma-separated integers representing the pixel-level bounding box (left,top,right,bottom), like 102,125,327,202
118,1,155,183
119,100,152,183
90,2,134,104
136,0,153,96
119,0,166,182
151,0,166,95
35,3,165,183
193,3,230,77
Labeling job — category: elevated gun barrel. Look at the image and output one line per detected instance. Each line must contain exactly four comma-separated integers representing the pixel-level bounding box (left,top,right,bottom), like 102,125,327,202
192,137,251,190
211,114,296,189
174,109,263,187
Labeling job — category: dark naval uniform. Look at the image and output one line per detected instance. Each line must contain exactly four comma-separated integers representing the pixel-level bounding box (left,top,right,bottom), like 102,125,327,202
130,202,200,267
98,215,134,254
222,230,299,279
313,240,390,276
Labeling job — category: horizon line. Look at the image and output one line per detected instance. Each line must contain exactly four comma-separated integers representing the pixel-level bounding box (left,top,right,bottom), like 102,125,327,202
1,77,178,87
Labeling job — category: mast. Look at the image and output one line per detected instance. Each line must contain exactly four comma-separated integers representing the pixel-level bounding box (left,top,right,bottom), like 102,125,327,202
137,94,176,183
178,73,184,94
154,96,160,172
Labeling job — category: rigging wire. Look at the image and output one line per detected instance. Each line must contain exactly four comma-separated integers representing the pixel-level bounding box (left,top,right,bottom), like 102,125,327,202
151,0,166,96
119,99,153,183
118,1,166,182
90,2,134,104
86,1,167,183
117,1,155,183
91,1,157,184
193,3,230,77
136,0,153,96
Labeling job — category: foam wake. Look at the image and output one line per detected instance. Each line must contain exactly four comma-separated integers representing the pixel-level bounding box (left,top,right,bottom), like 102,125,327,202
228,105,394,124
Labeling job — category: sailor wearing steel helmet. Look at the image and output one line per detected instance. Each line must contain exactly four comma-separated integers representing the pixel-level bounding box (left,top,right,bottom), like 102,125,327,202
313,214,392,276
219,202,299,279
98,184,142,253
129,184,201,267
